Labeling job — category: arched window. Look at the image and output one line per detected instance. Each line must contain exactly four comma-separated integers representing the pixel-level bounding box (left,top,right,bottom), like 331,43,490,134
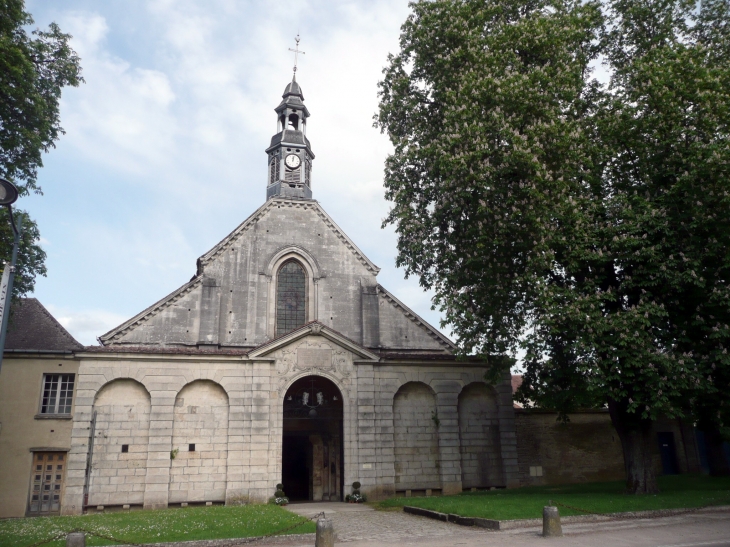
276,260,306,336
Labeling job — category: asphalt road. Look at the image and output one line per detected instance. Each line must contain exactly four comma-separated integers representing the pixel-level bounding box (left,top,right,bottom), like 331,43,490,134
276,502,730,547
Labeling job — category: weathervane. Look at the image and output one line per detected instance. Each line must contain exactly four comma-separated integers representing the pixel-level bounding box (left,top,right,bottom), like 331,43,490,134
288,34,305,75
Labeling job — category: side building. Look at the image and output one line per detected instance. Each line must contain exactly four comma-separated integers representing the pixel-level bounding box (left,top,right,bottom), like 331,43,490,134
0,298,83,518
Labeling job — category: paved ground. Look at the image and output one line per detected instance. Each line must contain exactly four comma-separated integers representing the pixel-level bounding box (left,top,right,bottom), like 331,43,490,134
273,502,730,547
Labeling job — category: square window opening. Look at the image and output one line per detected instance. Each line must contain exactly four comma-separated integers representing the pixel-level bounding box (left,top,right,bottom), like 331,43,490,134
121,445,129,453
189,444,195,452
40,374,75,414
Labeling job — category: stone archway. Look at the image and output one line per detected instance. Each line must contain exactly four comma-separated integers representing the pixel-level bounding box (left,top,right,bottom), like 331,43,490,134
393,382,441,495
89,379,151,507
282,376,343,501
169,380,229,504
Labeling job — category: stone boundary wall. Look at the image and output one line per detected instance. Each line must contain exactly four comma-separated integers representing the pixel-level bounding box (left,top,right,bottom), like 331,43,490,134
515,410,625,486
515,410,702,487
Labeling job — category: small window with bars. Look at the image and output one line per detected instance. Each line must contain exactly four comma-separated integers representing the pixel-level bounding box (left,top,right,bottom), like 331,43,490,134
40,374,75,414
305,159,312,186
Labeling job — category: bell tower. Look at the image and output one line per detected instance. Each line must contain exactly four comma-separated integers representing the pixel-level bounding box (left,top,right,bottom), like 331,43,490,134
265,75,314,200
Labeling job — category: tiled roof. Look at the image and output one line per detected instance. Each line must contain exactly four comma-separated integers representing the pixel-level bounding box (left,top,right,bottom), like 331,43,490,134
511,374,523,394
83,345,251,356
377,351,475,361
5,298,83,352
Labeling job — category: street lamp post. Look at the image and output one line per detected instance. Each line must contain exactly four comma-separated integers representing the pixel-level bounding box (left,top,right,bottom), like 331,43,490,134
0,177,21,374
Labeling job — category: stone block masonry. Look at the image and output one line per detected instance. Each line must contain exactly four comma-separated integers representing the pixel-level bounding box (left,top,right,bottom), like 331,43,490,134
61,332,519,514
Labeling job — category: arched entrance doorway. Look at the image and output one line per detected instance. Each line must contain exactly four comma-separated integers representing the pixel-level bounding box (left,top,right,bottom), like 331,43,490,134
282,376,343,501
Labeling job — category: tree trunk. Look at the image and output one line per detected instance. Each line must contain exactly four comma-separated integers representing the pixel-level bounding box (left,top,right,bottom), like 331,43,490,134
702,423,730,477
608,399,659,494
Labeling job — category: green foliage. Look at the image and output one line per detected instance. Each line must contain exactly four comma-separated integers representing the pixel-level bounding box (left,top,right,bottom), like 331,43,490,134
374,475,730,520
0,209,45,296
377,0,730,491
377,0,604,360
0,0,83,193
0,504,315,547
0,0,82,299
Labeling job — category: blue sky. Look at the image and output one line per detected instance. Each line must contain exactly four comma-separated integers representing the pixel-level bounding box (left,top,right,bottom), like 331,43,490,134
20,0,453,346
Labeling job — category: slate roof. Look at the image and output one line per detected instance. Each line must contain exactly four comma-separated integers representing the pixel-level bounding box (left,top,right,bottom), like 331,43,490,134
267,130,312,152
5,298,83,352
283,78,303,99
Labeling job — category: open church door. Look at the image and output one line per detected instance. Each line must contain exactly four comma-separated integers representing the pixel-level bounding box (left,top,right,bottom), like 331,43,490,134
282,376,343,501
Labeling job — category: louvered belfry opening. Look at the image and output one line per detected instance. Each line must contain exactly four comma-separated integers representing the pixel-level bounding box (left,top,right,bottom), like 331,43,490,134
276,260,306,336
269,156,279,185
284,168,300,183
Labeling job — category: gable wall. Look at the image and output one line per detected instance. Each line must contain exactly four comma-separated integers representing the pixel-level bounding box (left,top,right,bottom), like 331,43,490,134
106,199,451,353
377,291,449,351
205,201,379,347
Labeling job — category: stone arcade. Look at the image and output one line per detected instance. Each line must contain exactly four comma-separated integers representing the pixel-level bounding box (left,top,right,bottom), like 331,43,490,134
59,77,518,514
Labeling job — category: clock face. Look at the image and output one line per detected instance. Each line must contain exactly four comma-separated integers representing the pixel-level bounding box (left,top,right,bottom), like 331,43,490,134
285,154,301,169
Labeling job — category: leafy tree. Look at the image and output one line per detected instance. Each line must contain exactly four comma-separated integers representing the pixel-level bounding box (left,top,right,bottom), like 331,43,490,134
675,0,730,478
377,0,730,493
0,0,82,297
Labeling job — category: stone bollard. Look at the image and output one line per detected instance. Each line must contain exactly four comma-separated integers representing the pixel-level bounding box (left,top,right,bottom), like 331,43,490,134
315,517,335,547
542,506,563,537
66,532,85,547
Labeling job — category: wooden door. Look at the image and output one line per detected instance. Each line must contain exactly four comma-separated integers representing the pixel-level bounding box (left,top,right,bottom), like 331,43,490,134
28,452,66,515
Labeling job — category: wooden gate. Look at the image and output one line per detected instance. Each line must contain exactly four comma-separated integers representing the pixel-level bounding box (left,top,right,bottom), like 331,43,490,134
28,452,66,515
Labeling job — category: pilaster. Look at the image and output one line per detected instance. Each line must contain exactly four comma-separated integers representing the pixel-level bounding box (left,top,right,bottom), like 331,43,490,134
143,395,173,510
434,382,463,495
496,371,520,487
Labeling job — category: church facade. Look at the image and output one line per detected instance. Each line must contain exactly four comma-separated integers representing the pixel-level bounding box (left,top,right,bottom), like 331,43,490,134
58,78,518,514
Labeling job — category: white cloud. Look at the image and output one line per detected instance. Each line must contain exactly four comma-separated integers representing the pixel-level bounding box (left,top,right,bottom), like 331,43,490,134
58,12,178,176
47,305,128,346
27,0,452,343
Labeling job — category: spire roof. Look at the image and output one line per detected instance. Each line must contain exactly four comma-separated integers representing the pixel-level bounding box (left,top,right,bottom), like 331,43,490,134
283,76,303,100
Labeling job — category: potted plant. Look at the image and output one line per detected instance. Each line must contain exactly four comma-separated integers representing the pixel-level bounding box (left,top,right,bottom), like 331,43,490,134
347,481,366,503
271,483,289,506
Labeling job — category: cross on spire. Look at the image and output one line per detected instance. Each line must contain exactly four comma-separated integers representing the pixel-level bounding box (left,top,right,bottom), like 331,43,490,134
288,34,305,75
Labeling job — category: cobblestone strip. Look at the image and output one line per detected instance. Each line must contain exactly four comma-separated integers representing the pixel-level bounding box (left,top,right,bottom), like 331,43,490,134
328,510,485,542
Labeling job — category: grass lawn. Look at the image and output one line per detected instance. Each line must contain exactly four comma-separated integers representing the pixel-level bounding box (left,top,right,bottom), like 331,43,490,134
0,504,315,547
374,475,730,521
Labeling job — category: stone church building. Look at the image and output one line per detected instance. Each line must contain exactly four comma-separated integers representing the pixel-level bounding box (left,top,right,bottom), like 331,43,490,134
58,77,519,513
0,77,705,519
